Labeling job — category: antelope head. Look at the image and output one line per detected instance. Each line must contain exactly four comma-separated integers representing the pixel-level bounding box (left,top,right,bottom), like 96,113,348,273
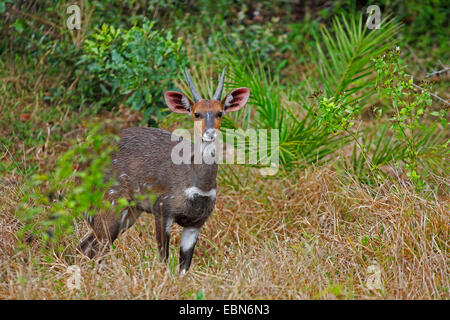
164,68,250,142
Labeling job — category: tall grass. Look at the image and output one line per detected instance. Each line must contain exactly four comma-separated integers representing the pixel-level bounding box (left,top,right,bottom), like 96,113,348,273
1,165,448,299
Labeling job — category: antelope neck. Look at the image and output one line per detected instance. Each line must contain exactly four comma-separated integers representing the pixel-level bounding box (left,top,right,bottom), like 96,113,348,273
191,140,218,192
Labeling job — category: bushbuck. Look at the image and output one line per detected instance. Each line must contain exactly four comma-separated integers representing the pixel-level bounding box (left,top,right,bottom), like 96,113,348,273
79,68,250,274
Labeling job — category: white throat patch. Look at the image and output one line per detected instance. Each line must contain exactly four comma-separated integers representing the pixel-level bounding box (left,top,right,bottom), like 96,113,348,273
184,186,216,200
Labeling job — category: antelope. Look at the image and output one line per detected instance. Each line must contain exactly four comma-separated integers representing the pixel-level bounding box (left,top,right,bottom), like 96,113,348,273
79,68,250,274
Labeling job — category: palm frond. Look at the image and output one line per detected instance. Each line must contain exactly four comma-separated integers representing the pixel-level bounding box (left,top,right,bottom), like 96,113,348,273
310,14,402,106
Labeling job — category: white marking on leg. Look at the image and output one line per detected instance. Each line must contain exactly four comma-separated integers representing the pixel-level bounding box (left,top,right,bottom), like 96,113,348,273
184,187,216,200
180,227,200,252
165,217,173,234
119,209,129,230
84,211,93,224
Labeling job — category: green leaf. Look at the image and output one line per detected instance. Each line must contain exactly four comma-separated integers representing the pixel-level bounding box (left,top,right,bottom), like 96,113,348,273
195,290,205,300
12,19,25,33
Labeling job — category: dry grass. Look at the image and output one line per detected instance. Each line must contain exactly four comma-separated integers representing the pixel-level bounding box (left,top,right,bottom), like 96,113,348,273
1,160,448,299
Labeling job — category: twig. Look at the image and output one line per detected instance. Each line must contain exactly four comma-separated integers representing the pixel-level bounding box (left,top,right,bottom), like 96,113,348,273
409,81,449,106
8,7,62,32
426,67,450,78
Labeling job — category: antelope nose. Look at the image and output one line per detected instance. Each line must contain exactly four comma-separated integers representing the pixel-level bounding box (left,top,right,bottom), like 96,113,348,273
203,128,217,142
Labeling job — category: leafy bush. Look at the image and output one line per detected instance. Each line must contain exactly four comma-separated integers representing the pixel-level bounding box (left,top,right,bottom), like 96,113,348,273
16,125,124,252
339,47,448,189
372,48,448,188
81,21,188,123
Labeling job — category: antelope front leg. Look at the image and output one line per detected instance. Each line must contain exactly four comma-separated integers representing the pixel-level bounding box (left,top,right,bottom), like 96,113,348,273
179,227,200,275
155,214,173,262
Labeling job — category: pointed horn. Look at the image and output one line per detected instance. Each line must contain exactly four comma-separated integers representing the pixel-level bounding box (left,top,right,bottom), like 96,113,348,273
213,67,226,101
184,68,202,102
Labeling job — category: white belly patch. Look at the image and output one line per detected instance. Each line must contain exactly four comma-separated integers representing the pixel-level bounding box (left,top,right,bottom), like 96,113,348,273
184,187,216,200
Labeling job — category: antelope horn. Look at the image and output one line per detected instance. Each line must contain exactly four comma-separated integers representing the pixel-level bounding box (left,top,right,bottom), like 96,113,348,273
213,67,226,101
184,68,203,102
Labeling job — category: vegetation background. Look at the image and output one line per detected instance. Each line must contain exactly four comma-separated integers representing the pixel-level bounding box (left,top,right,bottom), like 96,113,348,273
0,0,448,299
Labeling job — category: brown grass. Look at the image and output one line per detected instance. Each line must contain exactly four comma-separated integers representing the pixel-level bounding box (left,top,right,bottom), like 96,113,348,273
1,160,448,299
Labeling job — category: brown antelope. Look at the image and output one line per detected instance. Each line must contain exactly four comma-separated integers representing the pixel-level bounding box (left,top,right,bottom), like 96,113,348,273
79,68,250,274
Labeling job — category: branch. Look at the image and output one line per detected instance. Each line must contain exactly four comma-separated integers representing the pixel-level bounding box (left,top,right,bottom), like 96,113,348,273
409,80,449,106
8,6,62,32
426,66,450,78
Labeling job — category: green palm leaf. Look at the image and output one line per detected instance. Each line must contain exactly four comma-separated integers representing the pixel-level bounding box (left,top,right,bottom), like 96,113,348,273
310,13,402,106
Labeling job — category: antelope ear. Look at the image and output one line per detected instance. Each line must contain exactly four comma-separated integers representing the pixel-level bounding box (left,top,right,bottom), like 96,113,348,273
164,91,192,114
222,87,250,113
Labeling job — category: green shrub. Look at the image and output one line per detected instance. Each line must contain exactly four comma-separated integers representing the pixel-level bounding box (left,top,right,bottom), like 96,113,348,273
372,48,448,189
81,21,188,123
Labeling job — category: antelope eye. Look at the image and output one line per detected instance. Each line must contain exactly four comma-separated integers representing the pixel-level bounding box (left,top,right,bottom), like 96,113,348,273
194,113,200,119
217,112,223,118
